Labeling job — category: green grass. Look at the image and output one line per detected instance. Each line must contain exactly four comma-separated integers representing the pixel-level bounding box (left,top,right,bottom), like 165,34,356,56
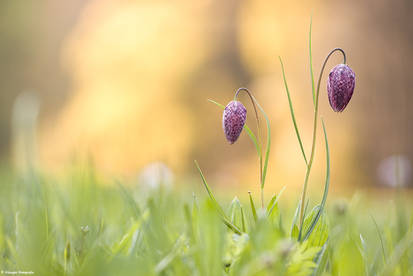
0,168,412,275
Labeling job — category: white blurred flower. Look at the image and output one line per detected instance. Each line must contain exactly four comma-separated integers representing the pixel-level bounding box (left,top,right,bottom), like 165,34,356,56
377,154,412,187
138,162,174,190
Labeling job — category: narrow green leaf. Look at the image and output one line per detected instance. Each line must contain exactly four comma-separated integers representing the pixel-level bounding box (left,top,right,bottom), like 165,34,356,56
194,160,226,218
244,125,261,158
155,235,187,274
194,160,242,234
371,215,387,264
303,119,330,241
291,224,299,240
240,205,247,232
319,120,330,210
248,94,271,189
291,201,301,238
248,191,257,222
279,57,308,165
112,210,149,255
207,98,225,109
266,194,277,213
117,182,141,219
267,186,286,217
229,196,244,230
301,205,329,247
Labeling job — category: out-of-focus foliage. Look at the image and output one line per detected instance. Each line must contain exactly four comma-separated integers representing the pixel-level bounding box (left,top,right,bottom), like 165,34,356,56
0,167,411,275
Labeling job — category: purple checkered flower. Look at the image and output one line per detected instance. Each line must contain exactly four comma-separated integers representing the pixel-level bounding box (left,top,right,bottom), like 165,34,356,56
223,100,247,144
327,64,355,112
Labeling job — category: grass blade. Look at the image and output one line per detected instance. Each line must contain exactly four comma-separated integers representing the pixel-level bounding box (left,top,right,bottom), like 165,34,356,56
267,186,286,216
279,57,308,165
371,215,387,264
303,119,330,241
319,120,330,209
244,125,261,158
291,201,301,238
240,205,247,232
112,210,149,255
194,160,225,217
155,235,186,273
194,160,242,234
248,191,258,222
207,99,225,109
266,194,277,214
248,94,271,189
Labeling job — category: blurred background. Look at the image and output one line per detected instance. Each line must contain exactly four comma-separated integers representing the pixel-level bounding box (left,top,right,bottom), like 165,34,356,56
0,0,412,197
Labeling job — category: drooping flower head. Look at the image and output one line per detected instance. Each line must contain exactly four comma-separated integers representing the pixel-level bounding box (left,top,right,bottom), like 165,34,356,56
327,64,355,112
223,100,247,144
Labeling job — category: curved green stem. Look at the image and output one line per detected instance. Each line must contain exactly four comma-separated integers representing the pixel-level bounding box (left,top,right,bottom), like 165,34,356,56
235,88,270,209
298,48,346,231
235,88,263,207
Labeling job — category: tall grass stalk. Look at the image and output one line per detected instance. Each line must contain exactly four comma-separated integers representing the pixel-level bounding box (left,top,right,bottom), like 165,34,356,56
297,22,346,231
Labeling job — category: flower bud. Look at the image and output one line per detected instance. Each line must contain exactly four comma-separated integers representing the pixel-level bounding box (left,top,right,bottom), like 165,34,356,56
327,64,355,112
223,100,247,144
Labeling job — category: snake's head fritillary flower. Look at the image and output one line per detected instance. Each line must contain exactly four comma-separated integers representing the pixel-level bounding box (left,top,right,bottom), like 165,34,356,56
223,100,247,144
327,64,355,112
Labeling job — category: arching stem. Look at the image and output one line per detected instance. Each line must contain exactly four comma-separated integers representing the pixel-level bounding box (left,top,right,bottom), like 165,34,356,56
235,88,263,207
234,88,270,209
298,48,346,232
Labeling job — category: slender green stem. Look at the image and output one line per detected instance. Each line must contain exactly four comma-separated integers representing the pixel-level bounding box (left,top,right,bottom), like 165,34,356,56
234,88,265,208
302,119,330,241
209,98,267,208
249,93,271,210
298,48,346,230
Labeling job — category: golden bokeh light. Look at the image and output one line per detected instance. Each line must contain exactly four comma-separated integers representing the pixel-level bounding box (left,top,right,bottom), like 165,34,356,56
40,0,211,174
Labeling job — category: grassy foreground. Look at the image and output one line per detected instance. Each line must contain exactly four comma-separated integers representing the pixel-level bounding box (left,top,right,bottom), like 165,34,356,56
0,167,412,276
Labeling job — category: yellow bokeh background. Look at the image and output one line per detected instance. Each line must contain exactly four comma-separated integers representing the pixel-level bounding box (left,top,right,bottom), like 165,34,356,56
1,0,411,195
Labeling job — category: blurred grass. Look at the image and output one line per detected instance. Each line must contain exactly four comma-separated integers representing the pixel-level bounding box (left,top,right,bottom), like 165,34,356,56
0,166,412,275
